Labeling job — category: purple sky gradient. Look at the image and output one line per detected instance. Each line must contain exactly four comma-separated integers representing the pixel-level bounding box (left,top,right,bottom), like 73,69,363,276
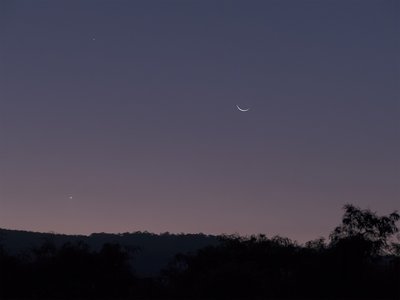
0,0,399,242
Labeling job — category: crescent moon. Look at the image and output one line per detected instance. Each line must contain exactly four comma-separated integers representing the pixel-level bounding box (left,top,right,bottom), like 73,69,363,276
236,105,250,112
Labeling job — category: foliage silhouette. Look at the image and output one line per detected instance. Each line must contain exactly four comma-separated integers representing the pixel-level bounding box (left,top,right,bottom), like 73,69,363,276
0,241,136,299
0,204,399,299
330,204,400,255
163,205,400,299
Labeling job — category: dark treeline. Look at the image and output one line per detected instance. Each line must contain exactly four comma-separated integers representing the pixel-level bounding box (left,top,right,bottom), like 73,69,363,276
1,204,400,299
0,229,218,276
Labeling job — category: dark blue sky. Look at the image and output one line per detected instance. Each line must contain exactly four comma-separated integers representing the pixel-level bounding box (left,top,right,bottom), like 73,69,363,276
1,0,399,241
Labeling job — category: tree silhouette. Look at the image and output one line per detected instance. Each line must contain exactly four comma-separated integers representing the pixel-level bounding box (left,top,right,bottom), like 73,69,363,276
0,204,399,299
162,206,400,299
330,204,400,255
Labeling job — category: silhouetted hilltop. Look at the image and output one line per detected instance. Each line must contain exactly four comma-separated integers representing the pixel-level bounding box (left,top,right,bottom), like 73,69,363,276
0,228,218,275
1,205,399,299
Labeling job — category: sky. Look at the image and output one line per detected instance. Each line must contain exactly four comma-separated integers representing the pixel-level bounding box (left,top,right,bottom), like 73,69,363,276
0,0,399,242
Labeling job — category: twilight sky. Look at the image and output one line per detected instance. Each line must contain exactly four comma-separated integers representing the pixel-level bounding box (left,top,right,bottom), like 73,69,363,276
0,0,399,242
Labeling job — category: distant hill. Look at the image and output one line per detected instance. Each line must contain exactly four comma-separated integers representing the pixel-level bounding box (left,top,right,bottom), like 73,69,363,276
0,228,219,275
